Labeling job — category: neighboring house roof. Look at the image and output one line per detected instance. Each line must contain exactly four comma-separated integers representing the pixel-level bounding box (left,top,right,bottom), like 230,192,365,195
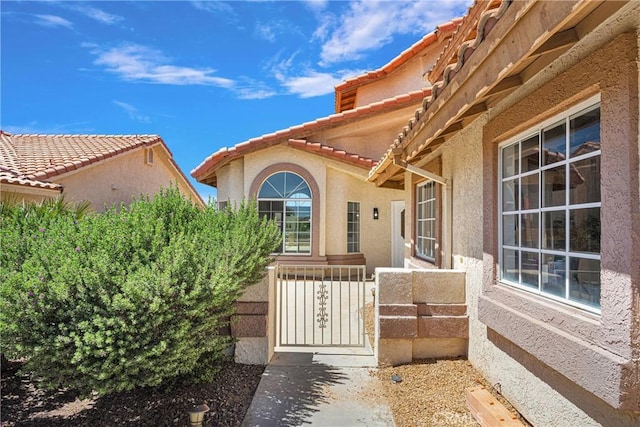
334,17,463,113
0,170,63,192
367,0,615,188
0,130,203,203
192,88,431,186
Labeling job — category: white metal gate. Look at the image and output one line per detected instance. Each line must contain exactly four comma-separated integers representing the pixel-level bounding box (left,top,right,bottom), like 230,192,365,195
276,264,366,347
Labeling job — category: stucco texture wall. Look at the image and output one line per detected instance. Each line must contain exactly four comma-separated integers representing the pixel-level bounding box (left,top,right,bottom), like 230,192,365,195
355,36,448,107
56,147,198,211
239,145,403,274
326,166,401,273
433,30,640,427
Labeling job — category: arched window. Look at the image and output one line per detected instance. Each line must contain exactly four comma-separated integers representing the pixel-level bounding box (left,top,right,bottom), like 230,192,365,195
258,172,311,254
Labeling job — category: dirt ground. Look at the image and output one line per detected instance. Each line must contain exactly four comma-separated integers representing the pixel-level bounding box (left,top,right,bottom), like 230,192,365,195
2,303,530,427
1,359,263,427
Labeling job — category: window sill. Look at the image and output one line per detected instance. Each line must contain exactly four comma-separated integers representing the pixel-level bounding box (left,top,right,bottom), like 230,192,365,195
478,285,636,410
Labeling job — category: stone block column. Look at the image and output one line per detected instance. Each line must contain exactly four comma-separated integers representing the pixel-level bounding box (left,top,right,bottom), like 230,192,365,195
231,266,276,365
375,268,468,366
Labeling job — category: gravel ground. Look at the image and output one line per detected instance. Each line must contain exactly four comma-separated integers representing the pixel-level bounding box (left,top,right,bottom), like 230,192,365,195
365,303,530,427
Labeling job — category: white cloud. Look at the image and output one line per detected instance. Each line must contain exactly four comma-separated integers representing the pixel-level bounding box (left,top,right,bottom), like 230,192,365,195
4,121,94,135
281,71,342,98
265,50,360,98
190,1,235,15
303,0,329,13
255,22,278,43
33,14,73,29
69,5,124,25
236,87,278,100
319,0,471,65
113,101,151,123
86,43,236,87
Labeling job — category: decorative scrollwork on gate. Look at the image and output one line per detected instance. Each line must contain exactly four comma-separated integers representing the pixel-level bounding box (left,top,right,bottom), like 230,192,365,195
316,282,329,328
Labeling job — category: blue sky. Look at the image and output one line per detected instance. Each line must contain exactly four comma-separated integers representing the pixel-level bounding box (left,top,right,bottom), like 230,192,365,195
1,0,471,201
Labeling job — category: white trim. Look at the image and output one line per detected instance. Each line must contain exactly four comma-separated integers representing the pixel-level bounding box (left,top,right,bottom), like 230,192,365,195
497,97,602,314
258,171,312,255
346,201,360,253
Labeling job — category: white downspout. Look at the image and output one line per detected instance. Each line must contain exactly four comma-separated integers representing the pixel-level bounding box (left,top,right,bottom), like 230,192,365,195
393,156,452,269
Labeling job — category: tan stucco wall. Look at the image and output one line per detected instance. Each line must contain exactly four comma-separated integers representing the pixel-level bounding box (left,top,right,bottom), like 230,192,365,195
55,146,199,211
325,166,400,272
312,105,425,161
0,185,57,204
355,36,449,107
223,144,403,274
216,157,244,206
401,28,640,427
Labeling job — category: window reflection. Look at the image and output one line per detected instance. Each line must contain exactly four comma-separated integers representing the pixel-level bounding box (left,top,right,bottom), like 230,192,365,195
499,104,601,310
569,257,600,307
542,210,565,250
570,157,600,205
542,165,565,207
569,208,600,253
258,172,312,254
570,107,600,157
542,123,566,166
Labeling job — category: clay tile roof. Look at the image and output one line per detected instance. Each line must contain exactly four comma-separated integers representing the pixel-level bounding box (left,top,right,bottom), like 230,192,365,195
368,0,512,183
192,88,431,181
428,0,509,97
0,169,62,191
287,139,376,169
334,17,464,113
0,132,162,182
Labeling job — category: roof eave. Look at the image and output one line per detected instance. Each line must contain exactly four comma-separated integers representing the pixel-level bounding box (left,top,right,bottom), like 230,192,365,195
193,88,432,184
369,0,615,187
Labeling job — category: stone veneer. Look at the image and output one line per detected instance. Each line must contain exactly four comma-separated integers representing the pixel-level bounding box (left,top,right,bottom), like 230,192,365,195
231,267,276,365
375,268,468,366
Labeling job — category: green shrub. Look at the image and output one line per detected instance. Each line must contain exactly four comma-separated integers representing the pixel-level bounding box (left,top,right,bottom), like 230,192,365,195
0,188,280,396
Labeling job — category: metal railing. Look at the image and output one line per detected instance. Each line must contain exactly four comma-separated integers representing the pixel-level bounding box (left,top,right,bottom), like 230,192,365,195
276,264,366,347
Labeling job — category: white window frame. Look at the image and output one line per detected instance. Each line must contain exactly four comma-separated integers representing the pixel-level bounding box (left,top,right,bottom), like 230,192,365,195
498,94,601,313
257,172,312,256
416,180,437,262
347,201,360,253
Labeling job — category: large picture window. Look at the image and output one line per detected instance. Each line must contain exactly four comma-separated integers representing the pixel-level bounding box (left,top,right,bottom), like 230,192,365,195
499,101,601,311
258,172,311,254
347,202,360,253
416,181,436,261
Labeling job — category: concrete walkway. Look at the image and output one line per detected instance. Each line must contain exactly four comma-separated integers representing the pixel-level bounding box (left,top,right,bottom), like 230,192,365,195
241,349,396,427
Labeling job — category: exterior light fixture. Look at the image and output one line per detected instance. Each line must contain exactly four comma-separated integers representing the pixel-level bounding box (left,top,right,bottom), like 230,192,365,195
373,207,379,220
187,403,210,427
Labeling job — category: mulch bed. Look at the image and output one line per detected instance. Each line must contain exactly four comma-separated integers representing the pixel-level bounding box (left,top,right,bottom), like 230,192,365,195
1,359,264,426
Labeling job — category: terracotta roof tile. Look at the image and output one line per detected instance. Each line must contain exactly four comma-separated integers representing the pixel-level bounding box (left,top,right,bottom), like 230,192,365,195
192,88,431,180
368,0,512,182
0,169,62,191
0,132,162,182
334,17,464,94
288,139,376,169
0,131,203,203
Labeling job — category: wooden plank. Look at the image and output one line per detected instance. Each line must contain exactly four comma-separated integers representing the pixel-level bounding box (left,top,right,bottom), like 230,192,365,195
466,386,525,427
531,28,579,57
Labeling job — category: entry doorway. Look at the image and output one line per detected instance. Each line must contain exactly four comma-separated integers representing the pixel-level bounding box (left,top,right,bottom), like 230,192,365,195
391,201,405,268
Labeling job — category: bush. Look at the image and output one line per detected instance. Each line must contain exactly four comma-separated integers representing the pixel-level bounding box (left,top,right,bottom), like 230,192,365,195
0,188,281,396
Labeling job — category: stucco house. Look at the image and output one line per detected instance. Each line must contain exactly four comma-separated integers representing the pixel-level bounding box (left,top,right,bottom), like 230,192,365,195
368,0,639,425
191,19,461,275
195,0,639,425
0,131,203,210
